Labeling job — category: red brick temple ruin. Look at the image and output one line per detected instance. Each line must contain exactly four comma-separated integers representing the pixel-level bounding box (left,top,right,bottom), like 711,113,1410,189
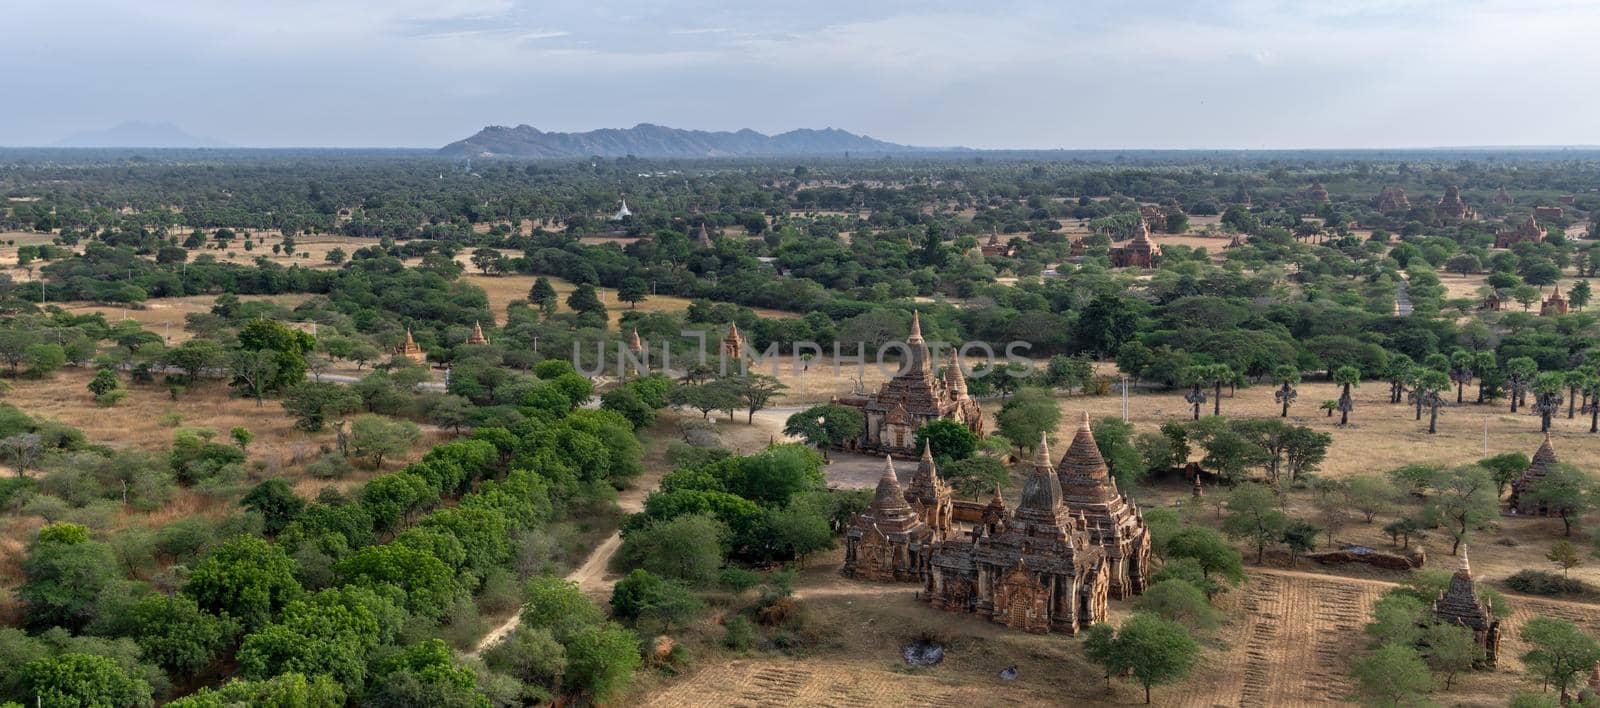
1508,432,1561,515
841,455,938,582
395,328,427,364
1542,287,1570,317
1436,185,1477,221
1374,186,1411,211
923,434,1111,634
1109,219,1162,269
1056,412,1152,599
1495,215,1543,248
1430,547,1501,667
835,312,984,456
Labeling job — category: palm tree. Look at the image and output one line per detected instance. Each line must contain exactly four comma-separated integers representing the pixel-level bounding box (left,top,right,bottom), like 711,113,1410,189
1333,365,1360,427
1448,349,1475,404
1505,357,1538,413
1207,363,1234,417
1320,399,1339,418
1273,365,1300,417
1181,365,1207,421
1532,372,1566,432
1415,369,1450,434
1473,351,1497,404
1581,374,1600,433
1385,355,1414,404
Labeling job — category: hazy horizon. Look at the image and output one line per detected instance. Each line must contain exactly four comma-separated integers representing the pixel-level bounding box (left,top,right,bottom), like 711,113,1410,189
8,1,1599,150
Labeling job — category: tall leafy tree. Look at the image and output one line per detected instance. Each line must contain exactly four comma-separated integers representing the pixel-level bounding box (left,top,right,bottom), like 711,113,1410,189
1333,365,1360,426
1521,616,1600,705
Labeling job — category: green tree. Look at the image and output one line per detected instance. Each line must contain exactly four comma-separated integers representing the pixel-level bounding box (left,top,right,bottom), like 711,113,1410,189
1334,365,1360,426
783,404,865,462
106,593,240,677
610,569,703,631
914,418,979,462
1273,365,1300,417
280,381,363,432
529,277,558,317
995,387,1061,455
1571,280,1592,311
1425,465,1498,554
1414,369,1450,434
1421,622,1480,690
1344,475,1397,522
167,673,345,707
241,478,305,535
560,622,640,704
161,338,228,383
617,277,649,308
1507,357,1539,413
1480,451,1532,499
1132,578,1222,631
728,373,787,424
1085,613,1201,704
236,318,316,391
1164,526,1245,589
348,414,421,468
19,523,119,632
1349,643,1433,707
86,368,119,398
1527,464,1594,537
616,513,727,586
1521,616,1600,704
1548,539,1583,577
229,349,279,407
184,535,303,631
1222,483,1287,564
18,652,154,708
1533,372,1566,433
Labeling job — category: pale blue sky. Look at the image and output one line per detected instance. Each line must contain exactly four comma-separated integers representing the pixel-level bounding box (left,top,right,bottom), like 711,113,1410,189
6,0,1597,148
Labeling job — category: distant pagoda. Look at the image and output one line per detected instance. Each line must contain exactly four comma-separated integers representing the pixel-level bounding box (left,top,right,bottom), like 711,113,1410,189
396,328,427,363
1508,433,1561,514
465,320,491,346
1430,547,1501,667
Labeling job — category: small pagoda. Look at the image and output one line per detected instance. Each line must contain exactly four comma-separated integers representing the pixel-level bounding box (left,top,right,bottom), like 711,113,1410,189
1508,433,1561,515
1541,287,1570,317
720,323,745,360
1109,219,1161,268
696,223,715,249
1436,185,1477,221
841,456,937,582
396,329,427,364
465,321,491,346
1430,547,1501,667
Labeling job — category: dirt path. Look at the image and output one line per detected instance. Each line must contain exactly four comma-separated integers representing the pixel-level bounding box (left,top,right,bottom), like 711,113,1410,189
470,452,657,655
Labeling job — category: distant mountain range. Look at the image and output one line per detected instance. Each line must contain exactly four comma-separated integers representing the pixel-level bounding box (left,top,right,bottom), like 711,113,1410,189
55,121,227,148
439,123,926,158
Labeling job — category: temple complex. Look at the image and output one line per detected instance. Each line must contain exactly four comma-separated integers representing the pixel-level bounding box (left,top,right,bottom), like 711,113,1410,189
841,456,937,582
1109,219,1161,268
835,312,985,456
465,321,491,346
396,329,427,364
979,231,1016,258
1495,215,1543,248
1508,433,1561,514
1535,205,1565,220
904,441,956,541
1436,186,1477,221
1056,413,1152,599
923,434,1109,634
1541,287,1570,317
1137,205,1168,232
1430,547,1501,667
1374,186,1411,211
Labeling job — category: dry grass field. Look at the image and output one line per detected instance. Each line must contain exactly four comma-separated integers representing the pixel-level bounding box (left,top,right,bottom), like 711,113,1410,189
52,293,314,344
462,273,798,326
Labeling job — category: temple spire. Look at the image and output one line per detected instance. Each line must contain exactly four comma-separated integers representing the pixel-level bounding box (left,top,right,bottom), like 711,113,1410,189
909,310,923,342
1458,545,1471,579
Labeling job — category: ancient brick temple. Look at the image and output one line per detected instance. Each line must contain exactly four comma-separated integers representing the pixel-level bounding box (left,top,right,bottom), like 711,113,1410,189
1493,186,1514,206
1431,547,1501,667
1056,413,1152,599
841,456,937,582
1109,219,1162,269
465,320,491,346
1495,215,1543,248
396,328,427,363
923,434,1110,634
835,312,985,456
1508,433,1562,514
979,231,1016,258
1541,287,1570,317
1436,185,1477,221
1137,205,1169,232
1374,186,1411,212
904,441,955,541
1303,182,1330,204
1535,205,1565,220
721,323,745,360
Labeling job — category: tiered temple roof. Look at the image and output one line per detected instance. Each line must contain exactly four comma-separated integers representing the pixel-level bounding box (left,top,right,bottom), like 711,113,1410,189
837,312,984,455
904,441,955,541
1493,186,1514,205
1304,182,1330,204
1431,547,1501,666
721,323,745,360
396,329,426,363
925,433,1109,634
1056,412,1152,599
465,321,491,346
1109,219,1161,268
842,456,937,582
1437,185,1477,220
1374,186,1412,211
1509,433,1561,514
1496,215,1543,248
696,223,714,249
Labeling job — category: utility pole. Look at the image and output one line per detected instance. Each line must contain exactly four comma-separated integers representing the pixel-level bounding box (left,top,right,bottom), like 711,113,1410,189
1121,375,1130,422
1483,415,1489,455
